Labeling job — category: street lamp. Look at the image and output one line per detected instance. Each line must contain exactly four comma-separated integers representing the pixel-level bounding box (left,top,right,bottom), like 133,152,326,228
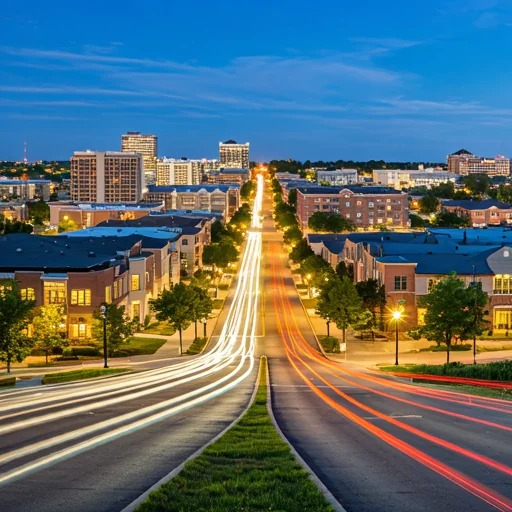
392,310,401,366
326,316,331,337
306,274,312,298
202,318,207,338
100,305,108,368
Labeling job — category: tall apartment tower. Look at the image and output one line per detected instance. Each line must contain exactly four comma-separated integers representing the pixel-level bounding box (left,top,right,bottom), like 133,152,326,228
121,131,158,184
219,140,250,169
447,149,474,174
447,148,511,176
156,158,201,186
71,151,144,203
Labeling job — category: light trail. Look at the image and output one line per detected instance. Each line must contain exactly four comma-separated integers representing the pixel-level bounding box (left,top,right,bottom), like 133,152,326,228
270,241,512,511
0,174,265,487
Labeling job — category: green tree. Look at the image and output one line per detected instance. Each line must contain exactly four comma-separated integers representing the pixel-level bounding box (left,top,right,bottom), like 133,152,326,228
190,285,214,340
58,218,79,233
150,283,197,355
409,274,481,363
463,174,490,197
463,281,489,356
240,180,256,201
352,309,376,340
33,304,66,363
283,225,303,246
27,201,50,225
300,255,334,288
308,212,355,233
203,239,239,269
0,281,36,373
432,210,472,228
289,238,314,263
93,303,134,355
288,188,298,209
335,261,354,281
0,214,33,235
355,279,386,330
419,194,440,215
409,214,426,228
316,277,363,346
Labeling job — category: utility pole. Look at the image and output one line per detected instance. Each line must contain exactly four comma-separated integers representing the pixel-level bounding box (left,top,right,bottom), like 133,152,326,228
472,264,477,365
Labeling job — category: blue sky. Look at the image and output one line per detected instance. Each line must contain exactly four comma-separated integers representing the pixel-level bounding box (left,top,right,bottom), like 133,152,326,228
1,0,512,162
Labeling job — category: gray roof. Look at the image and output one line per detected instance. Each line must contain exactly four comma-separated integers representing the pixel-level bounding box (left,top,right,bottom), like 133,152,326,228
98,216,204,229
219,168,249,174
297,186,400,195
146,184,239,193
442,199,512,210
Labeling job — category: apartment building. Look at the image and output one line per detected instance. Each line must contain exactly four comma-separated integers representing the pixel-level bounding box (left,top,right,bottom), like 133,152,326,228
372,169,458,190
121,131,158,185
48,202,164,228
219,140,250,169
317,169,358,186
447,149,510,176
0,233,176,338
143,184,240,220
156,158,202,186
70,151,144,204
0,179,51,201
309,229,512,332
442,199,512,226
296,186,409,229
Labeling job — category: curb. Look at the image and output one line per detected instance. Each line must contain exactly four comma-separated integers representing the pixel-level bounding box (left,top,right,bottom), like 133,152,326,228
265,359,347,512
120,356,262,512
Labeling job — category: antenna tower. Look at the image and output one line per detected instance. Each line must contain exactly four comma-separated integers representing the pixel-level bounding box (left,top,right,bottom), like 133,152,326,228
23,142,27,164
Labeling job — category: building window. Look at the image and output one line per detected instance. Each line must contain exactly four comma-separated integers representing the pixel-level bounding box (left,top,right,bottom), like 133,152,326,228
105,285,112,303
71,289,91,306
346,214,351,219
368,202,374,208
494,275,511,295
131,274,140,291
44,281,66,304
145,271,150,283
132,301,140,319
182,239,188,246
394,276,407,291
70,317,90,339
494,309,512,330
21,288,35,300
356,213,362,218
345,202,351,207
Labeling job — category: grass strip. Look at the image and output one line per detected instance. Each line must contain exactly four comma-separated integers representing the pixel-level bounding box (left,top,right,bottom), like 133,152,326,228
185,337,208,356
115,337,167,357
379,361,512,381
413,382,512,401
42,368,131,385
136,357,334,512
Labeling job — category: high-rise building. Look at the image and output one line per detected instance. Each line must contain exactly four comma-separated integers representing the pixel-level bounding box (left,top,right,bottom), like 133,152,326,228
71,151,144,203
121,131,158,184
219,140,249,169
447,149,511,176
156,158,203,186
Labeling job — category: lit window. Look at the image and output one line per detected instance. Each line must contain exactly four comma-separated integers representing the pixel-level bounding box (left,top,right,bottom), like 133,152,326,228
71,289,91,306
105,285,112,303
131,274,140,291
345,202,350,207
44,282,66,304
145,271,150,283
21,288,35,300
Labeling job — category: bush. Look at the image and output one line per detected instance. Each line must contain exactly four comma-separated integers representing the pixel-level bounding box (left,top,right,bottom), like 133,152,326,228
318,336,340,353
71,347,101,357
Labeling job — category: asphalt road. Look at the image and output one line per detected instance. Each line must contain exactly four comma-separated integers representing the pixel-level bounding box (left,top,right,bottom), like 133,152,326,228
0,180,265,512
261,190,512,512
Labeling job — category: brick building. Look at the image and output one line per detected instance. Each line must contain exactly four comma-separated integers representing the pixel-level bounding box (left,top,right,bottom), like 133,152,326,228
442,199,512,227
296,186,409,229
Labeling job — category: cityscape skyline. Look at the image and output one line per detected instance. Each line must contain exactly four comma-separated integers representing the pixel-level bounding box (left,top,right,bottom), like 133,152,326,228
2,1,512,161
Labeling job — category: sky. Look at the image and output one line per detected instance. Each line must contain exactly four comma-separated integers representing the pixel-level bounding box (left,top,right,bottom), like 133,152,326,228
1,0,512,162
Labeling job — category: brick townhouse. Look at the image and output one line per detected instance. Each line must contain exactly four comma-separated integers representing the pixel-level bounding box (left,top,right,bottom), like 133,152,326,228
442,199,512,227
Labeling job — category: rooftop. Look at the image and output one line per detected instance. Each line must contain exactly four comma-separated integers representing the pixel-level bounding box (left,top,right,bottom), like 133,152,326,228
297,186,402,195
146,184,239,193
65,227,180,243
442,199,512,210
451,149,473,156
219,168,249,174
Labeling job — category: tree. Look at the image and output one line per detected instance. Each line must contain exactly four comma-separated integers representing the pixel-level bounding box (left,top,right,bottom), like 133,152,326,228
92,303,134,355
283,225,303,246
308,212,355,233
27,201,50,225
0,214,33,235
58,218,79,233
33,304,66,363
355,279,386,330
419,194,440,215
352,309,376,340
300,255,334,288
203,239,239,269
0,281,36,373
409,214,426,228
463,174,490,197
409,274,485,363
150,283,197,355
316,277,363,346
190,285,214,340
288,188,298,209
335,261,354,281
432,210,472,228
240,180,256,201
463,281,489,357
211,219,226,243
290,238,314,263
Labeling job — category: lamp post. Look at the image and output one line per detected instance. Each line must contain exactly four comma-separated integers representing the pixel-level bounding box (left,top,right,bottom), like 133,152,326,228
326,317,331,337
202,318,207,338
100,305,108,369
392,310,401,366
306,273,312,298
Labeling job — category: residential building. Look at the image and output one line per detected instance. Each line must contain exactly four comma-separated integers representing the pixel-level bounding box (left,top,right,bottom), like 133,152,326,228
156,158,203,186
0,203,29,221
218,168,250,185
121,131,158,185
447,149,511,176
143,184,240,220
296,186,409,229
48,202,164,228
97,215,212,274
70,151,144,204
219,140,250,169
0,179,51,201
317,169,359,186
0,233,172,338
442,199,512,226
372,169,458,190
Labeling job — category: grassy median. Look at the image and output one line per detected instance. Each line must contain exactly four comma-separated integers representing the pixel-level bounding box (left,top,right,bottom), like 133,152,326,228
136,357,334,512
42,368,132,385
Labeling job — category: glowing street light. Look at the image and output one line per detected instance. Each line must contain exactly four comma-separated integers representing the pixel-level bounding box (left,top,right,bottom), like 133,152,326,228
392,310,401,366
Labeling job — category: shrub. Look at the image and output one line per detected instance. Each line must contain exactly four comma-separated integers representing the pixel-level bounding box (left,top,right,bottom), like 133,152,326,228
318,336,340,353
71,347,101,357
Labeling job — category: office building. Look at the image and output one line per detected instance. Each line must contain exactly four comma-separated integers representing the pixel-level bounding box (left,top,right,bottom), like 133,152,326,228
296,186,409,229
0,179,51,201
447,149,511,176
317,169,359,186
219,140,250,169
121,131,158,184
156,158,201,186
372,169,459,190
441,199,512,226
70,151,144,204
